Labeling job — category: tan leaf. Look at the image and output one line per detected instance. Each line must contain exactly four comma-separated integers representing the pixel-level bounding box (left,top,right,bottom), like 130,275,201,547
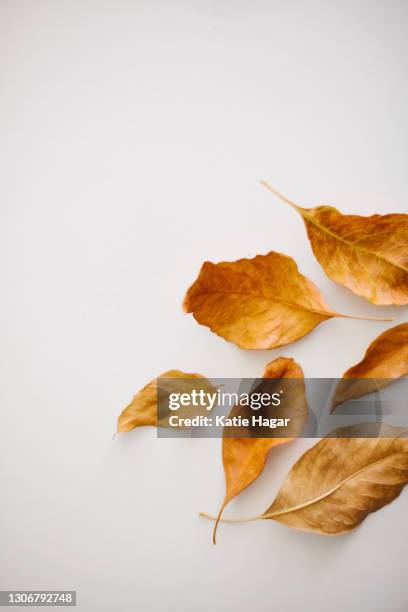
332,322,408,410
213,357,308,543
261,181,408,305
117,370,215,433
183,251,389,350
260,425,408,534
201,425,408,536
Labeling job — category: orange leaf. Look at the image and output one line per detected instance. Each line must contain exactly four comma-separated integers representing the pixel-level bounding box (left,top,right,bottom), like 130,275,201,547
332,322,408,410
262,181,408,305
184,251,389,350
117,370,215,433
213,357,308,543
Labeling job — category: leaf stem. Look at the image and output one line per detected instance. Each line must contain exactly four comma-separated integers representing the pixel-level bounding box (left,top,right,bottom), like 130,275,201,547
260,180,303,211
199,511,262,524
212,502,227,544
335,312,393,322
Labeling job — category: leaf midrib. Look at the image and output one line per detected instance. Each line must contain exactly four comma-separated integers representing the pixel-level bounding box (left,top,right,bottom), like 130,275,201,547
190,289,335,319
262,448,408,520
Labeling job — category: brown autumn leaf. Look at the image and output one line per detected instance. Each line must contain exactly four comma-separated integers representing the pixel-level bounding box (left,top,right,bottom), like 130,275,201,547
201,425,408,536
213,357,308,543
332,322,408,411
183,251,389,350
261,181,408,305
117,370,215,433
260,425,408,534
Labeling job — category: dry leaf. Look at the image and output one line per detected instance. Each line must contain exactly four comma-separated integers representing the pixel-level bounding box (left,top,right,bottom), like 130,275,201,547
201,425,408,536
183,251,389,350
213,357,308,543
261,181,408,305
260,425,408,534
332,322,408,410
117,370,215,433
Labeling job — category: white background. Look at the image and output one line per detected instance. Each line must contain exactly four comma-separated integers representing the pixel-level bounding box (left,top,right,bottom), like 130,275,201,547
1,1,408,611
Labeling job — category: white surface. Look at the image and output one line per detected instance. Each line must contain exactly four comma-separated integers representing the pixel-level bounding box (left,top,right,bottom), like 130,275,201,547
1,1,408,611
